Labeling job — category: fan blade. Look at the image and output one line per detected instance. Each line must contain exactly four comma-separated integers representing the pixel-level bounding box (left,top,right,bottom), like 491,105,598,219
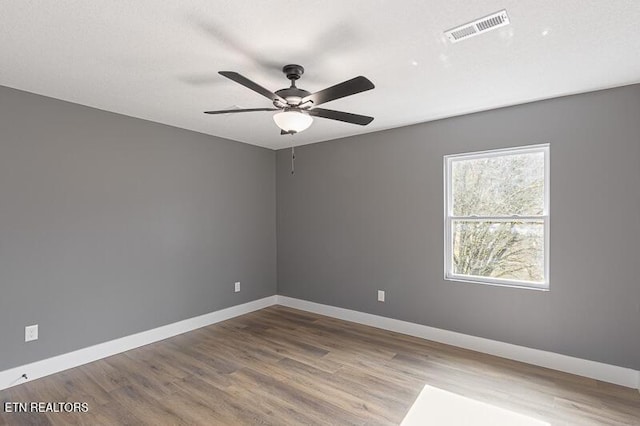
307,108,374,125
219,71,286,104
204,108,278,115
301,76,374,107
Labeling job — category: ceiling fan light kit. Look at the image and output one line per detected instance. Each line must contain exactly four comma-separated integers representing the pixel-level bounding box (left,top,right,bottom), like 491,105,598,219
273,110,313,134
205,64,375,135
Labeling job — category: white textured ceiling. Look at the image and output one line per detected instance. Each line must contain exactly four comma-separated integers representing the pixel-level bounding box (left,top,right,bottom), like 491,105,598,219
2,1,640,149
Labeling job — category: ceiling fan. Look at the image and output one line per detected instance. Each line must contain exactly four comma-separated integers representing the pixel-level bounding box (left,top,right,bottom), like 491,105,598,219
204,64,374,135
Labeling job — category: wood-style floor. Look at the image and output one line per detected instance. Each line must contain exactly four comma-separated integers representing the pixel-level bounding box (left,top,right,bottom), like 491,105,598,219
1,306,639,425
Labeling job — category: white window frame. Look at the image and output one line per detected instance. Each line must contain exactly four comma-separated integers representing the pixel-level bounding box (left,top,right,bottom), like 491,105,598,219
444,144,550,290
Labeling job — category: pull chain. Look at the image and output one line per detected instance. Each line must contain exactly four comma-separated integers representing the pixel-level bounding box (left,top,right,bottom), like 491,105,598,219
291,146,295,175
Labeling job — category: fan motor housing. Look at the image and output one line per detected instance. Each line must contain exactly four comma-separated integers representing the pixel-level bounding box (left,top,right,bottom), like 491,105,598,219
275,87,311,107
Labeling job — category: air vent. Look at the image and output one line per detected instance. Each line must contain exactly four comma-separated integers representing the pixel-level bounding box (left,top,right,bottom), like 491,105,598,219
444,10,510,43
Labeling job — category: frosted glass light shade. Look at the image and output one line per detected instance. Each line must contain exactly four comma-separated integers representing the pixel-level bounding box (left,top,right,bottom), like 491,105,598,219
273,110,313,133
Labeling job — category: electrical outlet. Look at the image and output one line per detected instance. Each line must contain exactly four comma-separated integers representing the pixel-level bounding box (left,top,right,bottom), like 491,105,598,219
234,282,241,293
377,290,385,302
25,325,38,342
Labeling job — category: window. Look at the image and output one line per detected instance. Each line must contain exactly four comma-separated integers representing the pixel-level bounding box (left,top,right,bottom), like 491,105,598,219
444,144,549,290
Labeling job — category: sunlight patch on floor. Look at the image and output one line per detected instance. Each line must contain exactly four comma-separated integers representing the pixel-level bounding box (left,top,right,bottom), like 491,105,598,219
401,384,549,426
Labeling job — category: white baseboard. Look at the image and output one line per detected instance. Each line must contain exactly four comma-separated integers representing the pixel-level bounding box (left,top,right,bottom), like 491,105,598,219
3,294,638,392
0,296,278,391
276,296,640,390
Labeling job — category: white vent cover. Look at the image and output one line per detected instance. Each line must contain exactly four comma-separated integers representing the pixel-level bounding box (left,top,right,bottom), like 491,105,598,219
444,10,510,43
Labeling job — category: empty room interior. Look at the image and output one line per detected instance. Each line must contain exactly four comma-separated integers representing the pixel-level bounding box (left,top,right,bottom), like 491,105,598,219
1,1,640,425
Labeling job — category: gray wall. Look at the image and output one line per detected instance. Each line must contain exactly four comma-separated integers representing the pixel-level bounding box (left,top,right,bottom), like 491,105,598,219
0,86,276,371
277,84,640,370
2,82,639,374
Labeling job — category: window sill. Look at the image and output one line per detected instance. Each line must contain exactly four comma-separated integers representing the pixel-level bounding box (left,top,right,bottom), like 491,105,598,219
444,274,549,291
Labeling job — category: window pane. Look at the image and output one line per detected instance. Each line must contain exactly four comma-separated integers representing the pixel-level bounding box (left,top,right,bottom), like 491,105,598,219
452,152,544,216
452,220,544,283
